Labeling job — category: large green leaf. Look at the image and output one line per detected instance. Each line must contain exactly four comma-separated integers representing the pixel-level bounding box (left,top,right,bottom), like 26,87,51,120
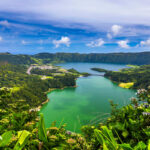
113,122,125,131
101,126,118,149
94,129,109,150
14,130,30,150
94,129,104,145
38,113,47,142
0,131,13,147
119,143,133,150
143,127,150,136
148,140,150,150
133,141,147,150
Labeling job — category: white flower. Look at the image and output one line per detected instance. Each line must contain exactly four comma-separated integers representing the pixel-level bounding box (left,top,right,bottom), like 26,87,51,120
137,89,147,95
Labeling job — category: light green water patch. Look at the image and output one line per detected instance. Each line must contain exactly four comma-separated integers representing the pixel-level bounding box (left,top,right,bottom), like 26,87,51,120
40,76,135,133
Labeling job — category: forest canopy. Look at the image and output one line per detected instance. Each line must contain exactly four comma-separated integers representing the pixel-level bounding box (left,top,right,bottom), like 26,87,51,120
1,52,150,65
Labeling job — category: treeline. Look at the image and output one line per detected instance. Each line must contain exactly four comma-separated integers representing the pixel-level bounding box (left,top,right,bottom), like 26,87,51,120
34,52,150,65
0,53,36,65
1,51,150,65
31,68,61,76
105,65,150,89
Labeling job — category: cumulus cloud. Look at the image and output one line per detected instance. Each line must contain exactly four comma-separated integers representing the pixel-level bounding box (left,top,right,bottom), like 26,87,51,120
0,36,3,42
86,38,105,47
107,25,122,39
117,40,130,49
140,38,150,46
53,36,70,48
107,33,112,39
111,25,122,35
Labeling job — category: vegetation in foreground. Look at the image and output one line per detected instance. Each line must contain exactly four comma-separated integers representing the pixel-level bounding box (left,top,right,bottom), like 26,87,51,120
104,65,150,89
0,85,149,149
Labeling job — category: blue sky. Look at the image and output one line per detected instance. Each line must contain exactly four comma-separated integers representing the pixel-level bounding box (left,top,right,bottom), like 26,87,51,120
0,0,150,54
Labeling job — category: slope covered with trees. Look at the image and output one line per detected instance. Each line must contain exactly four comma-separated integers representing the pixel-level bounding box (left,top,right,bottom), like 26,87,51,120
105,65,150,89
0,63,77,107
0,53,37,65
1,51,150,65
34,52,150,65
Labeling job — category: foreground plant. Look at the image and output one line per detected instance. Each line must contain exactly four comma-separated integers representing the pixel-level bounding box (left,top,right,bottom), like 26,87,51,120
94,126,133,150
0,87,149,149
0,131,13,148
14,130,31,150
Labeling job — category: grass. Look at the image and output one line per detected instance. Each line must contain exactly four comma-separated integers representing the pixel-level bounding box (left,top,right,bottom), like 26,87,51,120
41,76,54,80
119,82,134,89
127,65,139,68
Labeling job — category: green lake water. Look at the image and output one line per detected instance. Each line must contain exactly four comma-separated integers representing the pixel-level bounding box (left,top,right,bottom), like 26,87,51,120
40,63,136,133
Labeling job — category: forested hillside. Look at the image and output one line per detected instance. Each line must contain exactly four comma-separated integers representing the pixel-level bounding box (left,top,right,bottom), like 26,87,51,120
0,63,77,107
0,53,37,65
1,52,150,65
34,52,150,65
104,65,150,89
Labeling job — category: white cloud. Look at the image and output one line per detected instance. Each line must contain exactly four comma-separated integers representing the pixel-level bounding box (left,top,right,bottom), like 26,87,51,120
0,36,3,42
86,38,105,47
106,25,122,39
111,25,122,35
0,20,9,27
140,38,150,46
117,40,130,49
21,40,28,45
107,33,112,39
53,36,70,48
0,0,150,29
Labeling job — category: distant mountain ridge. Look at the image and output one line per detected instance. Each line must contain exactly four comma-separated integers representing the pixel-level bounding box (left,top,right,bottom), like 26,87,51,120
1,52,150,65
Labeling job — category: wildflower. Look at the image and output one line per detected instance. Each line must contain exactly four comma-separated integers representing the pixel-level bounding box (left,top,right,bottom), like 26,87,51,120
66,131,72,135
136,89,147,95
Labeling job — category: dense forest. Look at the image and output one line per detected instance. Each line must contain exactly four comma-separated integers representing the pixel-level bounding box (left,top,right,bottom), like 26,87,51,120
34,52,150,65
104,65,150,89
1,51,150,65
0,63,77,108
0,53,36,65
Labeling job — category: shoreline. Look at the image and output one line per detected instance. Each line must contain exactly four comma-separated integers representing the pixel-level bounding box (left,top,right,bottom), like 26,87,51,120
30,85,78,113
46,85,77,94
